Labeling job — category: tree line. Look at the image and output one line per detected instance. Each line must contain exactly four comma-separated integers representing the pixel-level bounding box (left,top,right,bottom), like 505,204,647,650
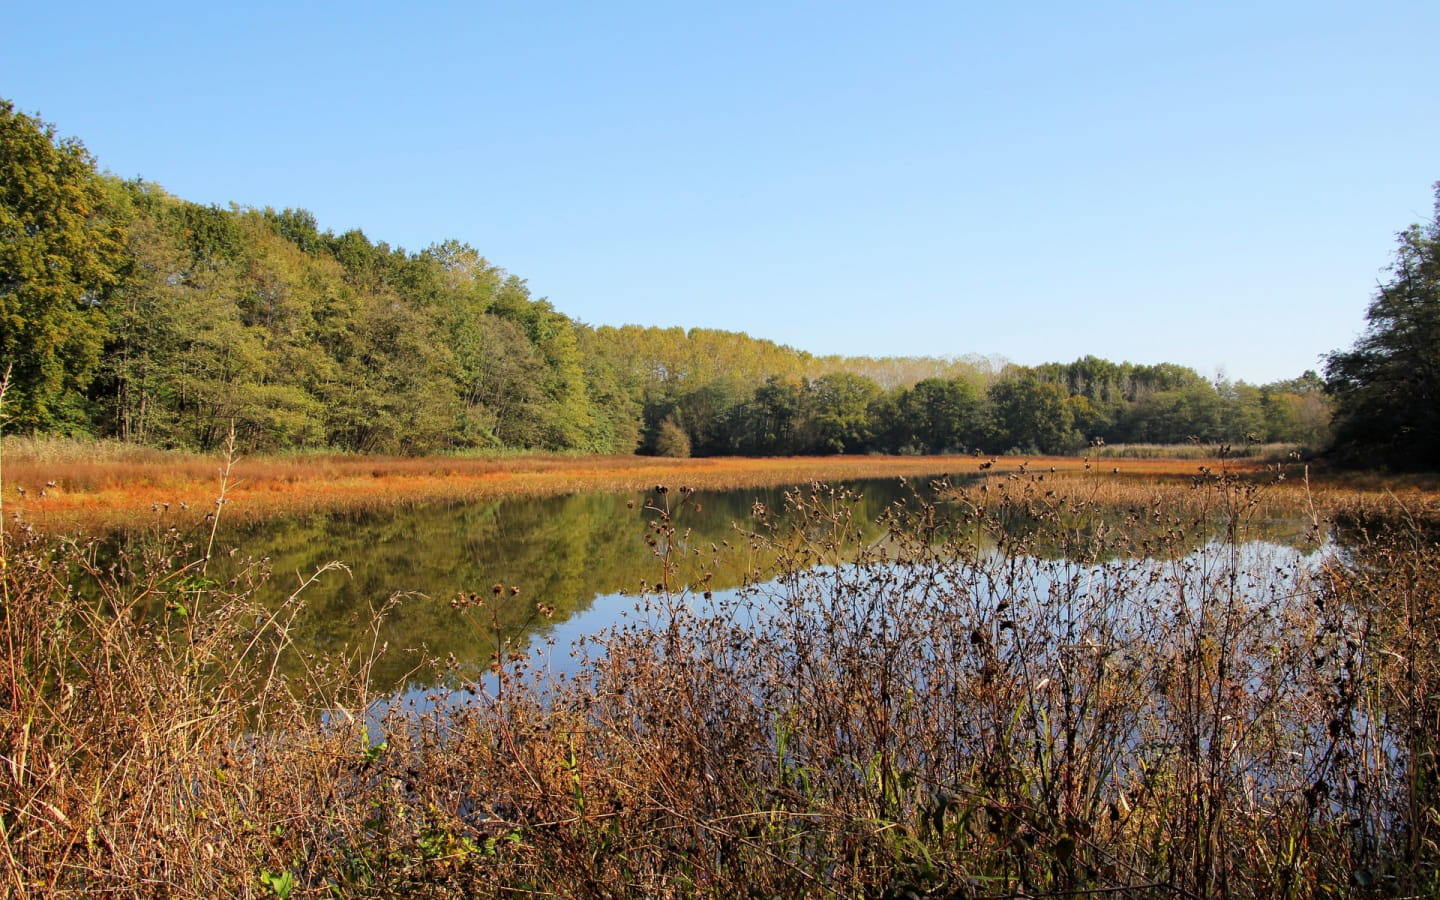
617,352,1331,457
1,98,1334,458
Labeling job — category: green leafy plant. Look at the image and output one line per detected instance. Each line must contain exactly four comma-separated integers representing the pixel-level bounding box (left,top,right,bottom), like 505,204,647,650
258,868,295,899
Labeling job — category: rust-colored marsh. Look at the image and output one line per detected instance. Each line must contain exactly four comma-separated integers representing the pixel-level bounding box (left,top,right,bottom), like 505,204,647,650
3,439,1439,897
4,435,1368,533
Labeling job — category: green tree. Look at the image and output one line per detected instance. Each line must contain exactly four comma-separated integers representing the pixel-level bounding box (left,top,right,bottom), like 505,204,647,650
1121,383,1222,445
465,315,551,448
490,278,606,451
1326,186,1440,469
987,377,1080,454
741,376,806,455
574,326,642,453
0,100,128,431
1216,379,1267,444
97,186,189,444
96,185,272,449
673,376,750,456
325,281,460,454
891,378,981,454
653,416,691,458
1260,371,1332,447
1064,393,1110,441
806,372,882,453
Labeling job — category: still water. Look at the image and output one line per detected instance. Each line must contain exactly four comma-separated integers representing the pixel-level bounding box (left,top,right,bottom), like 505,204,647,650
195,479,1321,693
202,480,910,690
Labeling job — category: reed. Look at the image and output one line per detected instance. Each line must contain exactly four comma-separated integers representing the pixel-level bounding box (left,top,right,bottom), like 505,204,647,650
0,439,1297,532
2,454,1437,896
1090,442,1303,461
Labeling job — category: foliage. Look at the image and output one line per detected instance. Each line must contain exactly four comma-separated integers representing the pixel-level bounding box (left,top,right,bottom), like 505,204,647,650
0,100,127,432
1326,185,1440,469
2,95,1336,459
986,375,1081,454
806,371,883,453
887,377,981,454
652,416,691,458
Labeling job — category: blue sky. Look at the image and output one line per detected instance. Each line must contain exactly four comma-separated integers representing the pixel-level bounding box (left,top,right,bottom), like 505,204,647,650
6,1,1437,384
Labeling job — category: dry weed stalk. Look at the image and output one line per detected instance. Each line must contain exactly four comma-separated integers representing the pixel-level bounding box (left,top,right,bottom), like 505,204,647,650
0,442,1436,896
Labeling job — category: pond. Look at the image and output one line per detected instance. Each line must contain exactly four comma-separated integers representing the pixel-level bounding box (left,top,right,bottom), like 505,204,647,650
170,478,1329,694
186,479,908,690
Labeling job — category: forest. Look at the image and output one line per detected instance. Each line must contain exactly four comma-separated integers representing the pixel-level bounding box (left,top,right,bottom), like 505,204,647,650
2,98,1334,458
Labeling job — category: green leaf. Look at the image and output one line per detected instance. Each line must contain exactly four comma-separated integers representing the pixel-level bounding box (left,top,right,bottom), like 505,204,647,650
259,868,296,899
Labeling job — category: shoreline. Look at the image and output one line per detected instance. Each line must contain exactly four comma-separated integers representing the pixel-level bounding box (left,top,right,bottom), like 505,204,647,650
2,450,1296,532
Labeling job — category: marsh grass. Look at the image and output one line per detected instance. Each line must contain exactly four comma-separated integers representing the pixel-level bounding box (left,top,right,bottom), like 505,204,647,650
2,454,1438,895
0,440,999,529
1090,442,1304,461
5,437,1314,532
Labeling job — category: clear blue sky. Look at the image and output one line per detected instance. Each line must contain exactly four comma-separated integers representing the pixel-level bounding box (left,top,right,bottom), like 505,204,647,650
7,1,1437,384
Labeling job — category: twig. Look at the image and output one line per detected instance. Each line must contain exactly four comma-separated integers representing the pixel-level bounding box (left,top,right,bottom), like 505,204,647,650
202,421,240,575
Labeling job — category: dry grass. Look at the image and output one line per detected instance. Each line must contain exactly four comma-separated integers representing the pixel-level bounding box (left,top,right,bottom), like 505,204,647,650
3,454,1439,897
4,437,1316,533
961,457,1440,527
1090,442,1303,461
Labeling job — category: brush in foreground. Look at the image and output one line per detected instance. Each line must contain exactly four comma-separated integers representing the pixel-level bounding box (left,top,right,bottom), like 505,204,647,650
1,478,1436,897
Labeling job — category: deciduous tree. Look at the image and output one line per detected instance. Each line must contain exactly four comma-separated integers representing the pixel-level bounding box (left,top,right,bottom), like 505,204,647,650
807,372,883,454
0,100,127,430
1325,186,1440,469
987,376,1080,454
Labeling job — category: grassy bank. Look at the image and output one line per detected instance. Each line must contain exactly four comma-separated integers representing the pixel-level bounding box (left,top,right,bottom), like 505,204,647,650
1,438,995,530
2,465,1438,897
6,435,1426,533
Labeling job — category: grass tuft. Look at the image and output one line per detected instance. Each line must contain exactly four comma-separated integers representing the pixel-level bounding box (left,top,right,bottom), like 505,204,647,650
2,454,1438,895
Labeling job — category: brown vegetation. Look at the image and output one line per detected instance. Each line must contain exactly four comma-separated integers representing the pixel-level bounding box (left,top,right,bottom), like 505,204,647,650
7,436,1433,535
0,438,1276,532
3,460,1438,896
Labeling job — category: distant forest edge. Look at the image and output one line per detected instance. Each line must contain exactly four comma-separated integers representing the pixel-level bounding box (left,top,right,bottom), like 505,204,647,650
0,99,1335,458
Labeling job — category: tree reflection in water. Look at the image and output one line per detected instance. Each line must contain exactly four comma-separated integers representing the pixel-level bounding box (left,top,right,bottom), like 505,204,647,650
193,478,1321,694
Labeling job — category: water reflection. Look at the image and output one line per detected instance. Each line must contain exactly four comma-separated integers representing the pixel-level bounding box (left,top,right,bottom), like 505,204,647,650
191,479,1324,693
206,481,912,689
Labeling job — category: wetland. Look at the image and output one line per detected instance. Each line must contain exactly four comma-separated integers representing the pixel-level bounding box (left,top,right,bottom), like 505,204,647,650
6,463,1437,897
